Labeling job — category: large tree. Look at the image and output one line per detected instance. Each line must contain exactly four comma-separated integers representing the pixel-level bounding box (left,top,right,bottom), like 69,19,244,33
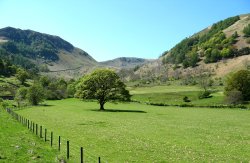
224,70,250,101
26,84,45,105
75,69,131,111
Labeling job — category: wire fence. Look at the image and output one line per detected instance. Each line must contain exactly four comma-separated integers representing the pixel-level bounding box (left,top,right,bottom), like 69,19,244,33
5,108,107,163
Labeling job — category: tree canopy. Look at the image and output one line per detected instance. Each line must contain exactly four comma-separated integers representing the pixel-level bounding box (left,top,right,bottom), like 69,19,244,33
16,68,29,85
75,69,131,110
224,70,250,101
26,83,45,105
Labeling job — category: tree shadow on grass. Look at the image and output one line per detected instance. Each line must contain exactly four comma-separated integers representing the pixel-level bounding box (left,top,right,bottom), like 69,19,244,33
40,104,55,107
91,109,147,113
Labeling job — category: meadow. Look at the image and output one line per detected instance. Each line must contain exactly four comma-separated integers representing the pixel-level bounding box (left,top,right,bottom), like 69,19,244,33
16,97,250,162
129,85,226,106
0,108,58,162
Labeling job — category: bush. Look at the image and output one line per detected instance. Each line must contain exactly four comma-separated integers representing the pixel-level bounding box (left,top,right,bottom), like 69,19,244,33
224,70,250,101
183,96,191,102
243,24,250,37
237,47,250,57
246,38,250,44
198,91,211,99
0,98,3,109
14,87,28,107
15,68,29,84
225,90,243,104
0,100,12,109
67,83,76,98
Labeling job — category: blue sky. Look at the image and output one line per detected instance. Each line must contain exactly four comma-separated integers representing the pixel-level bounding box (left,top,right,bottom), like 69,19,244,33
0,0,249,61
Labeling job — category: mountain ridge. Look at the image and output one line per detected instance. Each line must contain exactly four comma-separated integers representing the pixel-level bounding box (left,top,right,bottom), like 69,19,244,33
0,27,150,78
1,13,250,79
100,57,152,69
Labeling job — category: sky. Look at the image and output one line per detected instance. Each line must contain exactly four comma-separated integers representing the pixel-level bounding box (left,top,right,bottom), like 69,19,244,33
0,0,249,61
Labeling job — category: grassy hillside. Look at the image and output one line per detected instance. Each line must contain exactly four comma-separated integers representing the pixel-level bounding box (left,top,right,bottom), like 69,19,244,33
133,14,250,82
0,108,59,162
162,14,250,67
17,98,250,162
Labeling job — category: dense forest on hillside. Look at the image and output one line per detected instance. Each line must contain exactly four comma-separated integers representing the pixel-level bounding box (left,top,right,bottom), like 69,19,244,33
0,48,39,73
162,16,250,67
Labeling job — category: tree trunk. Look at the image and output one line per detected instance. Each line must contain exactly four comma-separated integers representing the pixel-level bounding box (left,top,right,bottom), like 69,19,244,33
99,101,105,111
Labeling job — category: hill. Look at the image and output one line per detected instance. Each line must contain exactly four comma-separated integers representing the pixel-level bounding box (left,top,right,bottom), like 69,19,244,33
1,13,250,80
100,57,150,69
0,27,98,78
0,27,149,78
133,13,250,83
162,14,250,67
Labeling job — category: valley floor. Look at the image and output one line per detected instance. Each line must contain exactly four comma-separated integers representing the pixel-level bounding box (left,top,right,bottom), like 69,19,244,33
16,98,250,162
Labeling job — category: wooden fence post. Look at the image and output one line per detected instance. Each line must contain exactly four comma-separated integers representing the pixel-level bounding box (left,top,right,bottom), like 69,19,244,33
81,147,84,163
58,136,61,151
98,157,101,163
51,132,53,146
28,120,30,129
30,121,32,131
40,126,42,138
36,124,38,135
45,128,47,142
67,141,69,159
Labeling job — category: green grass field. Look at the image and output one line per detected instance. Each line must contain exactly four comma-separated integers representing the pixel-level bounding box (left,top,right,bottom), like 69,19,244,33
129,85,230,106
16,98,250,162
0,108,59,162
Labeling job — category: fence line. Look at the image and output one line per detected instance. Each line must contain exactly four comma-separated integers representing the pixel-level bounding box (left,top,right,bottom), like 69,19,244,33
5,108,105,163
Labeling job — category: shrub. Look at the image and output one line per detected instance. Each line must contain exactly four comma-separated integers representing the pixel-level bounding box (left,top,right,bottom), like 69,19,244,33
0,100,12,109
243,24,250,37
237,47,250,56
183,96,191,102
66,83,76,98
15,68,29,85
225,90,243,104
246,38,250,44
14,87,28,107
198,91,211,99
224,70,250,101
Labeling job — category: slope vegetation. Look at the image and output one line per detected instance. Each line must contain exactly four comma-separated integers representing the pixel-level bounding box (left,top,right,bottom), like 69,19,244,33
134,14,250,81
